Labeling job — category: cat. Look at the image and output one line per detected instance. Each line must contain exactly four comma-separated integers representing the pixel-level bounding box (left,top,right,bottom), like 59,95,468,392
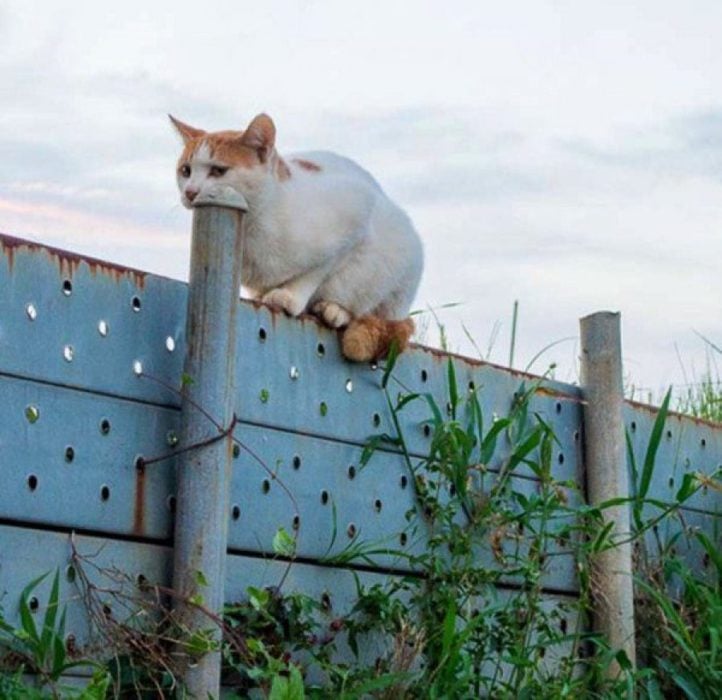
170,113,423,362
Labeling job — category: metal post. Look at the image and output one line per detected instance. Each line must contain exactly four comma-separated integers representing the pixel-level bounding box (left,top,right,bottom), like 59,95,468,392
580,311,636,677
172,185,247,696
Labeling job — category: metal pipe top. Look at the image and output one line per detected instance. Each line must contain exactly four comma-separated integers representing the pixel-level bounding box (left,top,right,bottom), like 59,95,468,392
192,184,248,211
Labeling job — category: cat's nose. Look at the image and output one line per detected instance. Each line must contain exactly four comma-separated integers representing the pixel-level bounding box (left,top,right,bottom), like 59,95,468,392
185,187,199,202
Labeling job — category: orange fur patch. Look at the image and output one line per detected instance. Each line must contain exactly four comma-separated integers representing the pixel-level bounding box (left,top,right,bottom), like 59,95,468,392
177,131,294,181
293,158,322,172
176,131,258,171
341,316,415,362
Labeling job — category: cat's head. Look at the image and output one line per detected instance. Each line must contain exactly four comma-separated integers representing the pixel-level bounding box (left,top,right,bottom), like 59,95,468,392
170,113,280,208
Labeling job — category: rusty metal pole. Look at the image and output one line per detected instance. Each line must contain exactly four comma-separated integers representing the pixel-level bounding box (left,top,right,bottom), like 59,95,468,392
580,311,636,677
173,185,246,696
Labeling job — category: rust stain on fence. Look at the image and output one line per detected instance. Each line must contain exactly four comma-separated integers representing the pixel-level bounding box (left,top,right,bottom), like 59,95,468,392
627,398,722,430
0,233,147,288
133,459,147,535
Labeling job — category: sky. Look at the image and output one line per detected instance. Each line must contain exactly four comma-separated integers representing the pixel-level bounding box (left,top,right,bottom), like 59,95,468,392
1,0,721,396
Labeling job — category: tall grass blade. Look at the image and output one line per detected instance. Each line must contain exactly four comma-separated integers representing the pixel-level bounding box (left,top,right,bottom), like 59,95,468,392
634,388,672,529
447,359,458,420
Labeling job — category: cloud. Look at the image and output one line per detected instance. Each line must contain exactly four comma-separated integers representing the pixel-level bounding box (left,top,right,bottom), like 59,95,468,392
560,108,722,182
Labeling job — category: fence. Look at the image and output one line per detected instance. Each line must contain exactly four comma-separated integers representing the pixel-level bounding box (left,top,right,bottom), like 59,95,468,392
1,206,721,694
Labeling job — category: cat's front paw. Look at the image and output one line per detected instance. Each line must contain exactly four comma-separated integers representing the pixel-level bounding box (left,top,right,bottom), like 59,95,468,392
262,288,306,317
312,301,352,329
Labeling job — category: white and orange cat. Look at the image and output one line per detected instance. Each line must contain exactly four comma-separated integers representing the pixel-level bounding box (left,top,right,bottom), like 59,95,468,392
171,113,423,361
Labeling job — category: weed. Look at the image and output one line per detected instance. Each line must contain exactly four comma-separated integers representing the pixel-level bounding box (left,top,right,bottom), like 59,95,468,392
3,358,722,698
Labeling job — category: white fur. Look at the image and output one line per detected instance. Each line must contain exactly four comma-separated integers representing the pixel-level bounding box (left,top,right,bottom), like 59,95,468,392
178,146,423,322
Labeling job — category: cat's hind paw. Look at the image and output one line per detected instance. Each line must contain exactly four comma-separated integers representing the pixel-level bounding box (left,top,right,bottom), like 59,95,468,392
261,288,306,317
312,301,352,329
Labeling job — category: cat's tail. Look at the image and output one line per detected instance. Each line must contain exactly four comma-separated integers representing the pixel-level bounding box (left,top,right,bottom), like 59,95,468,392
341,316,415,362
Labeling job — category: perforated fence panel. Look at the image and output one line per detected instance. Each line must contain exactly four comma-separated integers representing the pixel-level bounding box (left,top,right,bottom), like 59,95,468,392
1,232,721,685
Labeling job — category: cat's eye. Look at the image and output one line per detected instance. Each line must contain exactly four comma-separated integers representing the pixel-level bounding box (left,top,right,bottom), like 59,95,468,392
209,165,229,178
179,164,191,178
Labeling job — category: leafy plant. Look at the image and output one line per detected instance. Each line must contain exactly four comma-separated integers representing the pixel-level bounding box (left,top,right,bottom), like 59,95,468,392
0,570,110,698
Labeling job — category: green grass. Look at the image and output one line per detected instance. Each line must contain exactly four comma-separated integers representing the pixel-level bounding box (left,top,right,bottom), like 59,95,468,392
3,354,722,698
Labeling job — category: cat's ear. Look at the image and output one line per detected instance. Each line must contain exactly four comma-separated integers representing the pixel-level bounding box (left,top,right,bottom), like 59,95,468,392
169,115,205,144
242,114,276,162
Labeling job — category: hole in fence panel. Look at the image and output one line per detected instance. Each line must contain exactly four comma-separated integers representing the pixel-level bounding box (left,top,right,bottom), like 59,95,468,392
28,597,39,613
131,296,142,312
468,380,476,392
292,515,300,530
701,438,707,448
630,421,637,433
347,465,356,480
559,618,568,634
666,429,672,440
345,379,353,393
319,401,328,416
423,424,431,438
167,495,177,513
62,279,72,296
100,418,111,435
293,455,301,470
233,443,241,458
421,369,428,383
98,320,109,337
26,303,37,321
289,366,300,380
134,456,145,472
317,342,325,357
557,453,565,465
166,430,179,447
555,402,562,414
64,446,75,463
320,592,332,611
231,504,241,521
137,574,149,590
668,477,674,489
262,479,270,494
573,430,580,442
703,552,710,569
346,523,357,539
399,532,408,546
165,336,176,352
258,327,267,342
400,474,408,489
25,405,40,424
132,360,143,376
372,413,381,427
27,474,38,491
320,490,329,505
100,485,110,501
259,389,270,403
63,345,74,362
65,565,76,583
374,499,382,513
